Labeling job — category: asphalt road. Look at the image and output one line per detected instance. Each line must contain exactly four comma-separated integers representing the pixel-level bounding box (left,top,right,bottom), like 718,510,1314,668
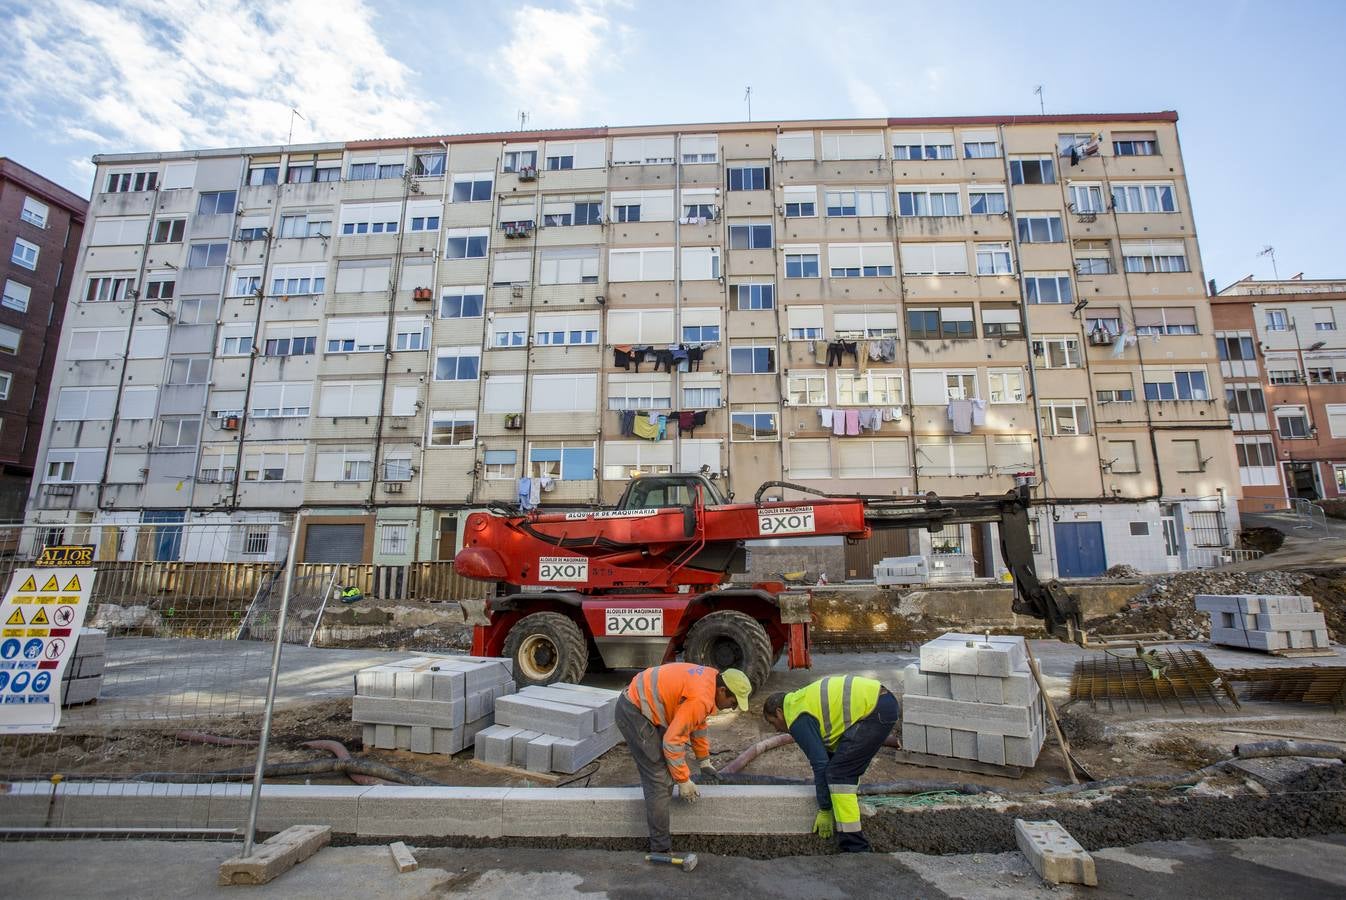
6,835,1346,899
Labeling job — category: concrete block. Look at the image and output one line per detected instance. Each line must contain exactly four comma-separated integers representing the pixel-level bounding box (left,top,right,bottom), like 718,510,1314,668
76,654,105,679
409,726,433,754
374,723,397,749
974,676,1003,705
474,725,523,765
918,641,953,674
355,786,510,837
205,784,368,834
362,724,376,748
526,734,559,773
61,675,101,706
1288,629,1330,649
550,724,621,774
1005,735,1040,768
454,655,515,676
465,685,498,722
977,732,1007,766
1256,612,1326,631
1002,672,1038,707
218,824,331,886
902,663,927,697
432,716,493,755
546,682,621,701
518,684,617,731
388,841,418,873
422,657,513,694
920,633,1027,678
924,671,952,699
74,627,106,657
352,695,465,728
901,722,927,754
1015,819,1097,886
901,695,1035,738
494,694,596,739
925,726,952,757
950,728,977,760
511,730,542,766
950,674,979,702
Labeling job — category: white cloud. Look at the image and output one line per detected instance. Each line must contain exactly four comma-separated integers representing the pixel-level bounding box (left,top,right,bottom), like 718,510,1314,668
492,0,625,123
0,0,440,153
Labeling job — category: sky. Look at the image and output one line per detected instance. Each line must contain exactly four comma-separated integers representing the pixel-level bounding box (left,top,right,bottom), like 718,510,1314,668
1,0,1342,290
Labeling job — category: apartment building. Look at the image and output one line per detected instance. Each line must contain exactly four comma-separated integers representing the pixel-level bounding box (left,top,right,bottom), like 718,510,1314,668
0,159,87,521
1213,276,1346,510
26,113,1240,578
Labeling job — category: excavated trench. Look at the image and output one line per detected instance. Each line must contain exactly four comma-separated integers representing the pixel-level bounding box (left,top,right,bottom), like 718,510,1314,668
331,765,1346,858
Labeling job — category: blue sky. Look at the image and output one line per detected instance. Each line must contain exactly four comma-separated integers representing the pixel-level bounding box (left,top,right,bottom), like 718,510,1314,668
1,0,1342,288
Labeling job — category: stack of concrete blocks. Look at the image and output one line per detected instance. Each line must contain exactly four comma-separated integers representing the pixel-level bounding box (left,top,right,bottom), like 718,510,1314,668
1197,594,1332,653
475,683,623,775
901,632,1047,768
355,656,515,754
61,627,106,707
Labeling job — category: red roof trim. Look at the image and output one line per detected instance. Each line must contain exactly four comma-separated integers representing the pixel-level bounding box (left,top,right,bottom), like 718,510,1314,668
887,111,1178,126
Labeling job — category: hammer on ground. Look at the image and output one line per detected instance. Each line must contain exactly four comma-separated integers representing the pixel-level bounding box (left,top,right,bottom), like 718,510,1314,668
645,852,698,872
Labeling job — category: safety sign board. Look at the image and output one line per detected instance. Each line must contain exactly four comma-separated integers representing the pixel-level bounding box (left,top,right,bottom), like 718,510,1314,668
0,565,96,733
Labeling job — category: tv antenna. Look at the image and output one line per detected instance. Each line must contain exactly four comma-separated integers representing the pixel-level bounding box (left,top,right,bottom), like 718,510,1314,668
519,110,530,130
744,86,752,121
1033,85,1044,115
1258,245,1279,279
287,108,305,144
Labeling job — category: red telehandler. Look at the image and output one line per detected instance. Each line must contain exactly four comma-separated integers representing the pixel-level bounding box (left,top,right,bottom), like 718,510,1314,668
455,475,1082,688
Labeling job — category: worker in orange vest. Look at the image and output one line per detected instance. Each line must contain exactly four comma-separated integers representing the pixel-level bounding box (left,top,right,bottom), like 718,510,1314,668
615,662,752,855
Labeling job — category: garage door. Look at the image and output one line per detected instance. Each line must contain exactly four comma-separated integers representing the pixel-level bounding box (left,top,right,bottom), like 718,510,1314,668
303,524,366,563
1053,522,1106,578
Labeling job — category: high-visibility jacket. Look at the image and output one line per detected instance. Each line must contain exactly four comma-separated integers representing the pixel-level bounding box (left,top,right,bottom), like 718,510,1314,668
782,675,883,750
625,662,718,783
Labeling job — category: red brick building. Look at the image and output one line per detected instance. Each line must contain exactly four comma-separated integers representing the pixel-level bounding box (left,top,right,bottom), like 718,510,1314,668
1212,276,1346,511
0,159,87,520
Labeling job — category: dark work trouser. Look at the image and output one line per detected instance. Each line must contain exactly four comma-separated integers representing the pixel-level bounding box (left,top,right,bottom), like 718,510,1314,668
615,693,673,852
827,690,899,852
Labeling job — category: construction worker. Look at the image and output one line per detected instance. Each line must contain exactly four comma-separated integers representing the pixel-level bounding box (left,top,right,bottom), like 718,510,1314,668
615,662,752,855
762,675,899,852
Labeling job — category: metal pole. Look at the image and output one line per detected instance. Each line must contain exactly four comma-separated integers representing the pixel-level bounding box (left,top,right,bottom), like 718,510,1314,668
242,511,303,856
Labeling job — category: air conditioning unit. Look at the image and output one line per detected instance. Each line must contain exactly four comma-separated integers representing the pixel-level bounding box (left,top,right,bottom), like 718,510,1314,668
518,166,538,181
382,481,404,493
504,413,524,430
1088,329,1116,347
222,415,241,430
46,485,76,496
412,287,433,301
389,417,409,430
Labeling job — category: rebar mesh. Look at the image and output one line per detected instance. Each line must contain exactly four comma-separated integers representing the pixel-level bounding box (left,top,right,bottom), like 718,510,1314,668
1069,648,1240,712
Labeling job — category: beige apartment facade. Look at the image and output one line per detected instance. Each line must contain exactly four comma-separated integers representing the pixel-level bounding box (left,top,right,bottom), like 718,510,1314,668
26,113,1241,578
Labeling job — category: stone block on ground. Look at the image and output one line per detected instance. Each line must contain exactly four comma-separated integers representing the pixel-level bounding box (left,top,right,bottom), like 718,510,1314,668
950,728,977,760
510,730,542,767
949,674,978,702
474,725,523,765
901,722,927,755
217,824,331,886
352,695,465,728
61,676,101,706
550,724,621,774
901,695,1035,738
1254,612,1326,632
431,716,493,755
526,734,559,773
494,694,596,739
977,732,1007,766
1014,819,1097,886
918,633,1027,677
924,726,952,757
518,684,617,731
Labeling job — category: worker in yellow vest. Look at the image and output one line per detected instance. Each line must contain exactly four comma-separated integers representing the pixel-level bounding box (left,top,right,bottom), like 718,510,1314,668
762,675,898,852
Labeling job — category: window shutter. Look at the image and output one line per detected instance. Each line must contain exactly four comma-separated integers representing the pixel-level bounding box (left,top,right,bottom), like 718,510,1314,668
493,251,532,283
787,306,824,330
788,439,831,478
1164,306,1197,326
483,374,524,412
776,132,815,160
911,371,947,405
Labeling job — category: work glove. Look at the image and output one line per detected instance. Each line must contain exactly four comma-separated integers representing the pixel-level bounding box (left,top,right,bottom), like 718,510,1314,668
813,809,835,839
675,780,701,804
697,759,720,784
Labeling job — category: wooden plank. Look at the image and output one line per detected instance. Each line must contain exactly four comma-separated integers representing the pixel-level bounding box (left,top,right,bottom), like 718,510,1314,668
388,841,418,873
890,748,1025,779
1270,648,1337,659
468,758,565,784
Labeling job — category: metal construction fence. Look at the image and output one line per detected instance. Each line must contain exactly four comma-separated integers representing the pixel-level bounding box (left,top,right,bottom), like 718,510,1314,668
0,518,477,848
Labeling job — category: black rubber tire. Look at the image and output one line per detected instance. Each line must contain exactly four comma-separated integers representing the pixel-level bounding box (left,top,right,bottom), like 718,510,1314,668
502,611,589,687
683,610,774,691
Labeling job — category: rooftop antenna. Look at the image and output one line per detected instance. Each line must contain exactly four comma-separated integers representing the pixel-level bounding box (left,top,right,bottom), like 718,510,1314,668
1033,85,1044,115
1258,245,1279,279
744,86,752,122
519,110,529,131
287,108,305,145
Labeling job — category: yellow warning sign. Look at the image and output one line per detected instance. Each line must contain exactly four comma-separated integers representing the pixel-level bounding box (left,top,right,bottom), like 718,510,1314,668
40,575,59,591
62,574,81,592
30,607,48,625
18,575,36,592
5,608,24,625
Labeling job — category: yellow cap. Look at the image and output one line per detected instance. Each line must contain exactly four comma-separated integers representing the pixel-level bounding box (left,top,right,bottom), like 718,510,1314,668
720,668,752,711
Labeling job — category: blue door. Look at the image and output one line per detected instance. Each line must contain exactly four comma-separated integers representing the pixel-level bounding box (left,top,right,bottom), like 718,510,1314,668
141,510,185,561
1054,522,1106,578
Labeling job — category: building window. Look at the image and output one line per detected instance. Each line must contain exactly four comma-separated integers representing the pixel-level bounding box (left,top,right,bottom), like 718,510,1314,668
1068,184,1106,213
1096,387,1136,404
1016,215,1064,243
535,313,599,346
483,449,518,480
1039,401,1091,436
429,410,476,447
785,252,820,278
1214,334,1256,362
894,137,954,160
1032,337,1082,369
945,373,977,401
158,416,201,447
326,319,386,353
247,165,278,186
85,276,135,303
394,319,430,351
982,307,1023,339
964,139,998,159
263,327,316,357
412,151,446,177
734,283,774,310
106,170,158,193
988,369,1025,403
827,189,890,217
786,372,828,406
1122,240,1188,273
1267,364,1301,385
837,372,903,405
683,384,721,408
1009,157,1055,185
730,409,779,442
242,528,271,556
1143,369,1210,401
1,280,30,312
1313,308,1337,331
1276,407,1311,439
0,324,19,355
452,173,493,202
504,150,537,173
896,188,958,217
784,195,815,218
1226,385,1267,415
187,242,227,268
729,345,776,375
152,219,185,243
727,166,770,191
545,153,574,171
375,524,409,556
440,289,484,319
1264,309,1288,332
968,189,1007,215
0,371,11,400
196,191,236,215
445,229,488,259
434,347,481,381
1114,138,1158,156
930,525,963,555
1024,273,1073,304
976,243,1013,276
529,444,595,480
20,196,49,227
1112,183,1177,213
728,221,773,249
1307,364,1343,384
280,215,333,238
220,329,254,356
1134,307,1198,335
11,238,38,270
682,321,719,344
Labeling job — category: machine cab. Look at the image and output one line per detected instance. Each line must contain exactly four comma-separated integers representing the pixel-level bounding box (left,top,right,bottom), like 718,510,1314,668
615,473,726,511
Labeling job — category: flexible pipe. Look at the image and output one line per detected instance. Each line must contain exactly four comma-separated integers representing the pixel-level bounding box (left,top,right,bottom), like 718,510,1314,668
174,731,257,747
130,758,442,786
301,739,393,785
719,733,905,775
